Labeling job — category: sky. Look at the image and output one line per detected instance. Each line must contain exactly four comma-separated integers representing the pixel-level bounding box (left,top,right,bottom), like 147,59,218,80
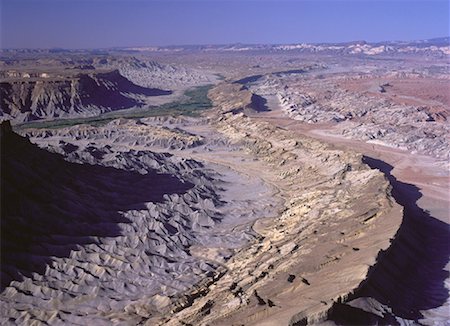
1,0,449,49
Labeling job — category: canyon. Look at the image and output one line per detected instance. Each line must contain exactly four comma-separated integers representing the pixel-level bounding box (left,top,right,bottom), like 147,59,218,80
1,39,449,325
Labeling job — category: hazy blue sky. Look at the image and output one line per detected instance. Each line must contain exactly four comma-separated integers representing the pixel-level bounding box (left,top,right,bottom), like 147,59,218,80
1,0,449,49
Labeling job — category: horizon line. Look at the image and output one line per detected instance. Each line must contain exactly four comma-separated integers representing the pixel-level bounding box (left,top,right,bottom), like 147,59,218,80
1,36,449,51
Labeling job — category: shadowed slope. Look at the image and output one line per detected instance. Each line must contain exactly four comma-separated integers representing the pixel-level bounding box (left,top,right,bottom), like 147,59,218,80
93,70,172,96
247,94,270,112
0,121,192,290
0,70,172,122
329,156,449,324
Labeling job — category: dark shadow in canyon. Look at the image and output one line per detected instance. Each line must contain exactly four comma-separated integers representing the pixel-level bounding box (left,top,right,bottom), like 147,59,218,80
0,121,192,291
233,74,263,85
247,94,270,113
328,156,449,325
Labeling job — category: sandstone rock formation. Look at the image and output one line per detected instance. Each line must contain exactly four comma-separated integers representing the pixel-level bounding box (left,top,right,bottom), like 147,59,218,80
0,117,279,324
145,84,402,325
1,81,405,324
1,42,447,325
109,58,217,89
0,70,171,123
247,72,450,162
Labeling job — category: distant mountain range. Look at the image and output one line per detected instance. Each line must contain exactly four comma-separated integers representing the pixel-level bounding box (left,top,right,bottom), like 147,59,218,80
118,37,450,56
1,37,449,57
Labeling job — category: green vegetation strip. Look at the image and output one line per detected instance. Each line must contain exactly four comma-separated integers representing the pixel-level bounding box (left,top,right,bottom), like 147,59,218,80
15,85,213,130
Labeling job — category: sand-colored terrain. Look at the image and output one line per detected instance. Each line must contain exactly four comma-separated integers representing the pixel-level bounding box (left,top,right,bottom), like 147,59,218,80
1,84,404,325
252,102,449,324
1,45,448,325
244,72,450,324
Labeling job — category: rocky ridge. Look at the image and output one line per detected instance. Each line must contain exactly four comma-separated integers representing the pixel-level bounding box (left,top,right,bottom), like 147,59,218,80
1,81,405,325
140,84,403,325
1,117,280,325
22,117,204,151
0,70,171,123
108,58,217,89
249,73,449,162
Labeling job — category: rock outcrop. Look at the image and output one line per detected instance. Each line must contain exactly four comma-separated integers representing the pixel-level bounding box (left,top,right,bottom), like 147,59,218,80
1,40,447,326
0,118,280,324
137,84,403,325
0,70,171,123
249,73,450,161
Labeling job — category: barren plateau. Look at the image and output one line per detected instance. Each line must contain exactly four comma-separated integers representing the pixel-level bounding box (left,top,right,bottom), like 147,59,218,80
1,39,449,325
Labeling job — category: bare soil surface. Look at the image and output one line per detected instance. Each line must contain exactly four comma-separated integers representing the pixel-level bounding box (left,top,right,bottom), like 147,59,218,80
340,77,450,112
2,47,448,325
251,93,450,324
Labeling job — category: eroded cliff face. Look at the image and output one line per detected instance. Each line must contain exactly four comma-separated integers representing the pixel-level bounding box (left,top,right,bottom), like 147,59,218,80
0,70,171,123
140,84,404,325
247,72,450,162
0,84,404,325
0,118,281,325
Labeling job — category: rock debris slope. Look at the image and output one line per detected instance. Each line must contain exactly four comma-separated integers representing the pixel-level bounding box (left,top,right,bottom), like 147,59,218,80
250,73,449,162
109,58,217,89
140,84,403,325
0,70,171,123
1,79,407,325
1,85,405,326
0,118,279,325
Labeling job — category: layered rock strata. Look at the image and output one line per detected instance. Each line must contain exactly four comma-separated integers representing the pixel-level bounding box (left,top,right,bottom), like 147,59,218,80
248,73,449,161
0,70,171,123
1,83,404,325
140,84,403,325
1,120,278,325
